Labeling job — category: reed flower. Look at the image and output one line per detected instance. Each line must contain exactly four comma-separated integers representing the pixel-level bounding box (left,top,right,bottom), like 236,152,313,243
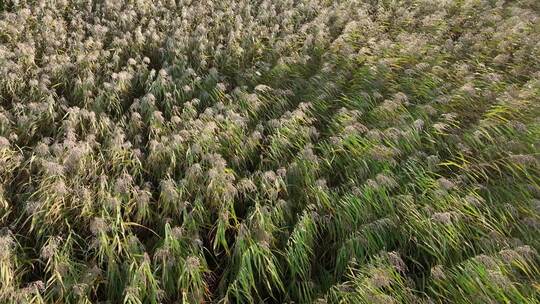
430,265,445,280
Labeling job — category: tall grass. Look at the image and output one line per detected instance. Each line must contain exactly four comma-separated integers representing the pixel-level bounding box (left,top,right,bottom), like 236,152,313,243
0,0,538,303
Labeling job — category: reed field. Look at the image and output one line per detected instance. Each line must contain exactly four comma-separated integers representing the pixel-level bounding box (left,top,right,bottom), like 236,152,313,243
0,0,539,303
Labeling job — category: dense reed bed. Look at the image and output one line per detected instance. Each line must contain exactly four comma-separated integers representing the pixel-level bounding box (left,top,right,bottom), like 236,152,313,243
0,0,539,303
